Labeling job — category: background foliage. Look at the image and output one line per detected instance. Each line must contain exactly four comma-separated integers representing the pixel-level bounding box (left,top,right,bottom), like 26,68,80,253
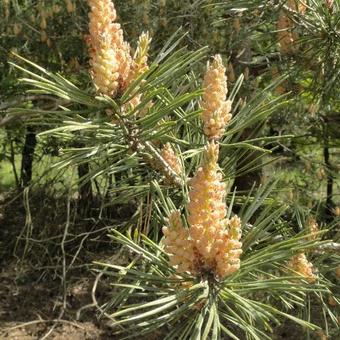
0,0,339,339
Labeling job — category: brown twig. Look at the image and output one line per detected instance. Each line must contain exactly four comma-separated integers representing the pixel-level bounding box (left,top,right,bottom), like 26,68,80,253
115,112,184,188
0,96,70,127
0,95,58,111
313,242,340,254
76,267,122,330
8,132,20,188
144,141,183,187
3,319,85,332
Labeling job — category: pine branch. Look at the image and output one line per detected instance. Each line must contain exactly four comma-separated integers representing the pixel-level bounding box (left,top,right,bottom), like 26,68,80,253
115,112,184,187
144,141,184,187
0,95,64,110
313,242,340,254
0,95,69,127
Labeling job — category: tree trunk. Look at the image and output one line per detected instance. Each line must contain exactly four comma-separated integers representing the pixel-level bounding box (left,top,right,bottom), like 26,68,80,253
323,135,334,219
77,162,93,211
20,126,37,187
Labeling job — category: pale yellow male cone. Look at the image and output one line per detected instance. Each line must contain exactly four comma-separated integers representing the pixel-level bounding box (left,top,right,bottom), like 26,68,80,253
277,1,306,55
201,55,232,140
162,211,196,274
277,12,297,55
287,0,307,14
162,142,242,279
287,252,316,283
326,0,334,11
160,143,182,178
127,31,151,85
87,0,132,97
124,31,152,111
188,142,242,278
306,216,319,241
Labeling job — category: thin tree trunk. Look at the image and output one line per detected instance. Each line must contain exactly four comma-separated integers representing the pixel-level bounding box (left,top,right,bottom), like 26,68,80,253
8,132,20,189
20,126,37,187
77,162,93,210
323,133,334,218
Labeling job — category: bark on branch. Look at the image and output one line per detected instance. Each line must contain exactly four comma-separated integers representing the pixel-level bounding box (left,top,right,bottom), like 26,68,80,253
313,242,340,254
0,95,69,127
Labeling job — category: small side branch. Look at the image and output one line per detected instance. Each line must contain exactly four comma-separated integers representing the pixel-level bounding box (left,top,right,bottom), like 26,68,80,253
313,242,340,254
117,114,184,188
143,141,183,187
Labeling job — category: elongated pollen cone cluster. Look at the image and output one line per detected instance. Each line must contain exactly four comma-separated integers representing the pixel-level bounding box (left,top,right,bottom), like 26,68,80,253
306,217,319,241
326,0,334,12
163,142,242,279
128,31,151,85
201,55,232,140
161,143,182,179
3,0,10,18
214,216,242,278
271,66,286,94
277,13,297,55
162,211,196,274
288,252,316,283
277,1,306,55
288,0,307,14
227,62,236,83
87,0,132,97
188,142,242,277
125,32,152,110
334,206,340,217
